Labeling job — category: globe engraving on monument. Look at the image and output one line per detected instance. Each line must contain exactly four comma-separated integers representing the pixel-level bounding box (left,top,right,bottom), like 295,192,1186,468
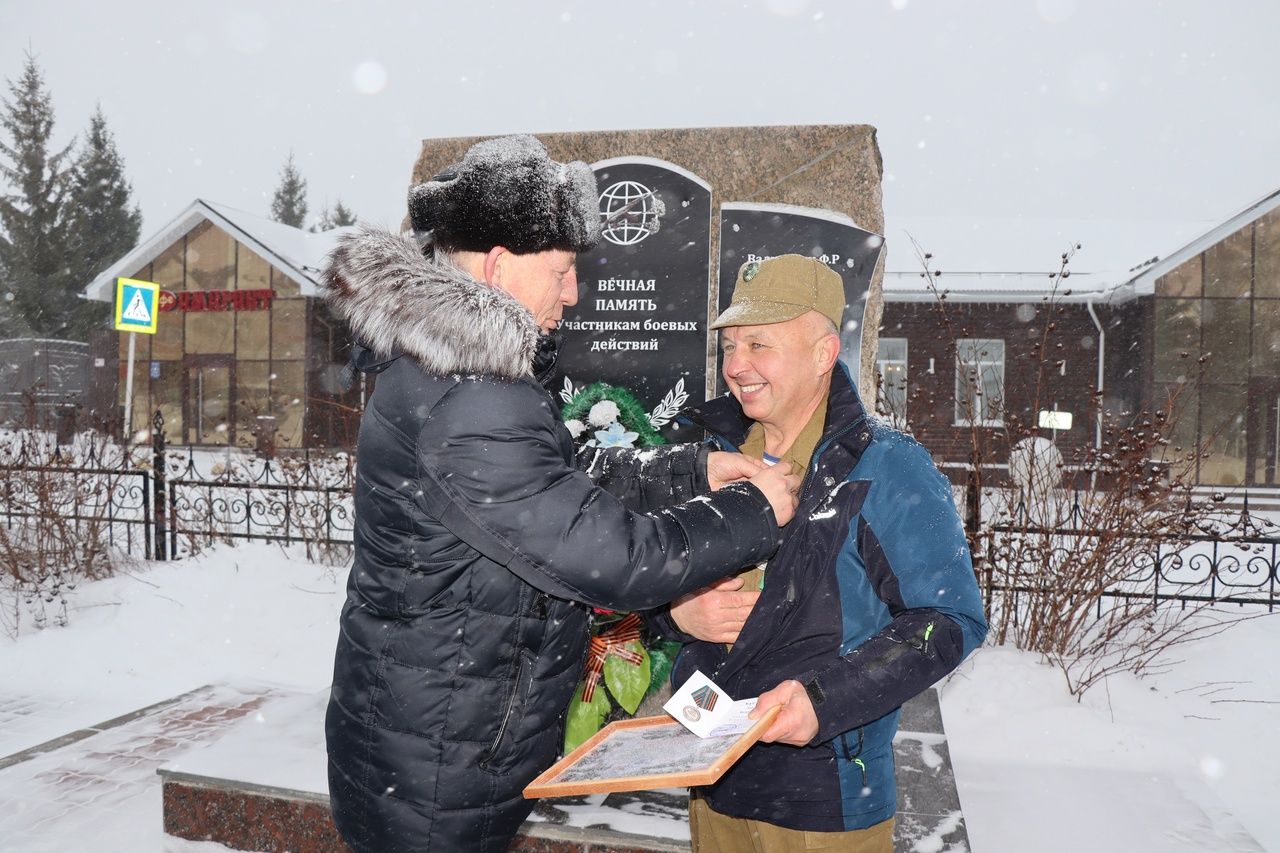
599,180,663,246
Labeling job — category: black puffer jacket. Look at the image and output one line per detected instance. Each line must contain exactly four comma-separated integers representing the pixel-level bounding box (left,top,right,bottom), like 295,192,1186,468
322,228,781,853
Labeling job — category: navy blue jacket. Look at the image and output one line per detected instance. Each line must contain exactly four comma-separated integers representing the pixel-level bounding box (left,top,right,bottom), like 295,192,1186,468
670,363,988,832
321,229,784,853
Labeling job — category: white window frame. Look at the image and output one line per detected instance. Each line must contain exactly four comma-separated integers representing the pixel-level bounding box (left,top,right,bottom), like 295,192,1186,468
875,337,909,428
954,338,1005,427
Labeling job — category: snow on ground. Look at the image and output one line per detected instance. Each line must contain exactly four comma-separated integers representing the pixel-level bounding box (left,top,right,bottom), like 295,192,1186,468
1,543,344,759
0,542,1277,851
941,610,1280,853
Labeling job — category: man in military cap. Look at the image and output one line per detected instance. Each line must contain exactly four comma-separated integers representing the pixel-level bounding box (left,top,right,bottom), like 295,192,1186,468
657,254,988,852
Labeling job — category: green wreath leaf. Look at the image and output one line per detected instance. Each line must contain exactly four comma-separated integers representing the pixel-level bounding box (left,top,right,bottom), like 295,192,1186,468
603,641,651,714
563,680,612,753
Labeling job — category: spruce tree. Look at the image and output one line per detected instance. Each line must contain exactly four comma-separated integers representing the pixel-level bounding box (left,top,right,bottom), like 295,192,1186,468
270,152,308,228
311,198,357,232
65,106,142,339
0,53,77,339
330,199,356,227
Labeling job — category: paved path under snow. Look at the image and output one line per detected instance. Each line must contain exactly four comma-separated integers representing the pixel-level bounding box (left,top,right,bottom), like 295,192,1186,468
0,683,975,852
0,684,281,853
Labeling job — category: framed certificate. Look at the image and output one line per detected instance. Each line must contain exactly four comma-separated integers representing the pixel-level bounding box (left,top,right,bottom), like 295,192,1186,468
523,706,779,798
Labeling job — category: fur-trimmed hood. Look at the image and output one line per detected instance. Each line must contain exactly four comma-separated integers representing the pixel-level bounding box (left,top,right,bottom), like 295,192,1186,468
322,227,538,380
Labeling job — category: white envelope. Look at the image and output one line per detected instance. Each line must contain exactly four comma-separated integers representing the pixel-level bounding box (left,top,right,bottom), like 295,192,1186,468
663,669,760,739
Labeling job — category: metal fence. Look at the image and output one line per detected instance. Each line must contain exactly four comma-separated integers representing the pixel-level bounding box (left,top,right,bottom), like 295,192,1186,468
1,414,1276,618
0,426,155,559
162,428,354,559
0,411,355,566
975,489,1280,613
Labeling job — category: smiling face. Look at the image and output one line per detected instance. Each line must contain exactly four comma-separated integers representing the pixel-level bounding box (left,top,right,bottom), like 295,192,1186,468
491,248,579,332
720,312,841,434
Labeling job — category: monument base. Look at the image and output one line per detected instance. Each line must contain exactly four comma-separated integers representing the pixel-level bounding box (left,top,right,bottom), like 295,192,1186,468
160,769,691,852
158,687,967,852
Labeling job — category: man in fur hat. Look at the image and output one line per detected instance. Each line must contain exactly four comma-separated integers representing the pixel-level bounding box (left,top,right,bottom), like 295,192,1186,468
321,135,800,853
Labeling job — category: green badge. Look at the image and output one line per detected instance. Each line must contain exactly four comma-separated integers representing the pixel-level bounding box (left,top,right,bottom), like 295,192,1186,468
742,262,760,282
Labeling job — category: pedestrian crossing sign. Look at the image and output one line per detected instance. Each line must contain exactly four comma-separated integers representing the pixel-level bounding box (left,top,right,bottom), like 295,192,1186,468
114,277,160,334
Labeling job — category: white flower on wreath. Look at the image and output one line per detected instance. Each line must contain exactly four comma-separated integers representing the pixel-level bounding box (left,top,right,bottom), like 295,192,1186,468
592,422,639,448
564,419,586,439
588,400,621,427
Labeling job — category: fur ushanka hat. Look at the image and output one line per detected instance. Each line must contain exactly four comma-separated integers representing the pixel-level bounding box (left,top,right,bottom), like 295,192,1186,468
408,134,601,255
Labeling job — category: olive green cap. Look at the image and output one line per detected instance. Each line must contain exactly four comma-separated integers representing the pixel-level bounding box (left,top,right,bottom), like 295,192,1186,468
710,254,846,330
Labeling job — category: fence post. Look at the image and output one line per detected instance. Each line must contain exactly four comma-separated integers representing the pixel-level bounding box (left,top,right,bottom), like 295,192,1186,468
965,465,982,542
152,410,167,561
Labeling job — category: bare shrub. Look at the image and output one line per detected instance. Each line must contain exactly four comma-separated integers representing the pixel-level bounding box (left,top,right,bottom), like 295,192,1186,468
981,406,1274,696
0,430,136,635
270,451,354,567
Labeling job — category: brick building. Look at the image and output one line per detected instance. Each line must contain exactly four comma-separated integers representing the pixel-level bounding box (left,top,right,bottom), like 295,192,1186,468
877,188,1280,489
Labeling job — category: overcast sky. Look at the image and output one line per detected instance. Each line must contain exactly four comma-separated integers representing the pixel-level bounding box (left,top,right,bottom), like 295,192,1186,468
4,0,1279,267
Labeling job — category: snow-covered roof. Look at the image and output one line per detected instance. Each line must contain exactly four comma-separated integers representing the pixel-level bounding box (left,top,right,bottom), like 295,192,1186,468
82,200,357,302
1109,186,1280,301
881,214,1216,303
882,270,1112,304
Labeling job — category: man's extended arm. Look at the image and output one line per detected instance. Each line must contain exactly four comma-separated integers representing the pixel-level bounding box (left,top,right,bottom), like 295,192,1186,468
417,380,795,611
582,444,766,644
579,444,765,512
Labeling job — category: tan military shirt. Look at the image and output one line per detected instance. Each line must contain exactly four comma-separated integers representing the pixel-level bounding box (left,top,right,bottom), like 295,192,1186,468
733,395,829,592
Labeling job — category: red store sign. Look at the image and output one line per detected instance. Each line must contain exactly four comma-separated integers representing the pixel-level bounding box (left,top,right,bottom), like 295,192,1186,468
158,289,275,312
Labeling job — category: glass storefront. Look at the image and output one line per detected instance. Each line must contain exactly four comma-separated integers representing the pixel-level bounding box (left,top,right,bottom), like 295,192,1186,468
117,219,312,448
1154,208,1280,485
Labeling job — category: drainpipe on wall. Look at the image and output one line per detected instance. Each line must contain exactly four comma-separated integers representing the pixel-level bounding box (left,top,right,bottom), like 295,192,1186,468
1086,298,1105,491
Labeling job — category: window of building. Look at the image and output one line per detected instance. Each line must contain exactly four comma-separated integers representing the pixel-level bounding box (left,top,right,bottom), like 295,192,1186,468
1199,383,1247,485
151,308,184,360
234,361,271,448
1256,207,1280,298
955,338,1004,426
152,241,185,291
1152,211,1280,485
271,266,301,298
236,310,270,360
1204,224,1252,299
271,299,307,360
238,245,271,291
875,337,908,427
185,310,234,354
1201,299,1250,382
1155,256,1202,298
186,221,236,291
271,361,306,448
1153,298,1201,382
1155,382,1200,462
1254,305,1280,375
